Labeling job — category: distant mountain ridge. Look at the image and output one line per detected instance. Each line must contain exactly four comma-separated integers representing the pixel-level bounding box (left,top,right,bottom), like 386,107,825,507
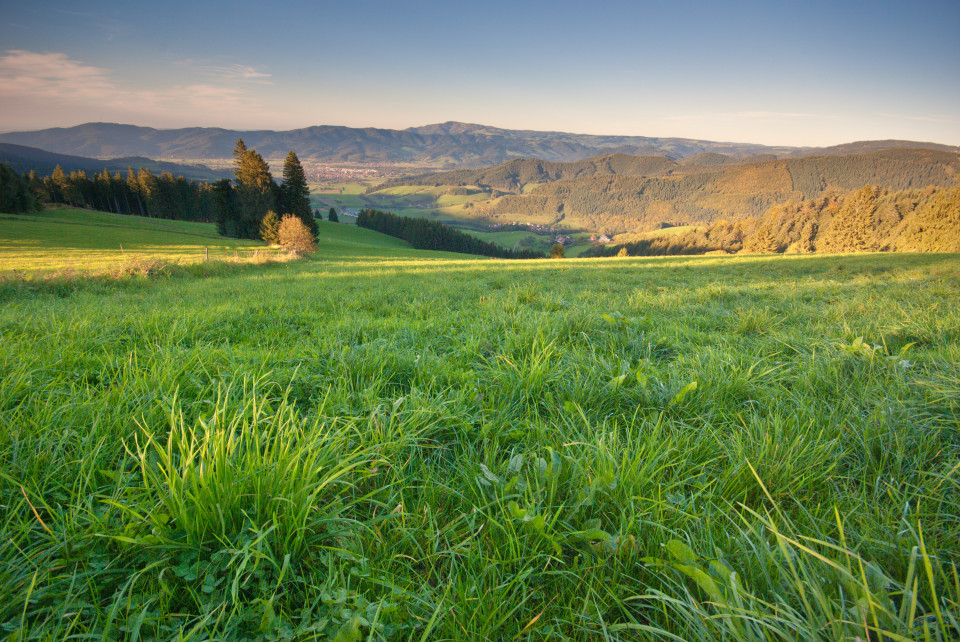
0,142,227,181
2,121,956,167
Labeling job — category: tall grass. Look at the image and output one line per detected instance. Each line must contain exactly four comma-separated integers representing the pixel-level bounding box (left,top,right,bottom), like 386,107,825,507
1,226,958,639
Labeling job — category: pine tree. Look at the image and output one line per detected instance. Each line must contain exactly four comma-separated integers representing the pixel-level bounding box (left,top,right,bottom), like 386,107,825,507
260,210,281,244
208,179,237,236
281,151,317,238
328,207,339,222
50,165,67,204
233,139,249,184
231,140,276,239
0,163,40,213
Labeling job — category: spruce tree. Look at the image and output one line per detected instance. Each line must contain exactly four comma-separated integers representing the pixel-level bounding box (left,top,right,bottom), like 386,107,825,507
328,207,338,222
232,139,249,184
260,210,281,244
50,165,67,204
231,140,276,239
281,151,317,238
212,179,238,236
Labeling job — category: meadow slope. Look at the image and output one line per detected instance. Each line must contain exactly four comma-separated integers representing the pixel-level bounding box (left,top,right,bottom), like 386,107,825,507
1,214,959,639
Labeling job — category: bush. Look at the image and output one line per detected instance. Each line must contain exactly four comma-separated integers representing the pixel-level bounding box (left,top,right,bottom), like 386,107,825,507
277,214,318,254
550,243,566,258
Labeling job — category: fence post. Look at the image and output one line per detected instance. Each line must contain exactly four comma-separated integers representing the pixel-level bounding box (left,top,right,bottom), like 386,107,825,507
205,247,209,262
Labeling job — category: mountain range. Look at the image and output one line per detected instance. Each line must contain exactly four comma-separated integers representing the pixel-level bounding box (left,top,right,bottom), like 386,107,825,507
2,122,957,167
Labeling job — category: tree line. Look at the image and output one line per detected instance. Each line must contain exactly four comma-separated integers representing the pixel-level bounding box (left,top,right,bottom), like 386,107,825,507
583,183,960,256
356,209,543,259
0,141,321,244
38,165,220,221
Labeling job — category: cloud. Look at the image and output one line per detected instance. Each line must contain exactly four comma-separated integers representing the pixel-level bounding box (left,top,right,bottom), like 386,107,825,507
175,59,272,83
0,49,282,129
204,64,272,82
878,112,957,124
664,111,817,122
0,50,115,100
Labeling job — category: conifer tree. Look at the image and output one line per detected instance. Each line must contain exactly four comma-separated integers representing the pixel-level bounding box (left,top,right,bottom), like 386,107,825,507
0,163,40,213
231,139,276,239
328,207,339,222
280,151,317,238
260,210,281,244
50,165,67,203
233,139,249,183
212,179,238,236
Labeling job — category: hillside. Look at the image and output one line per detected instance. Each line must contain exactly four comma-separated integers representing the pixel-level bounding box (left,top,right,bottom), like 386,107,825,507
588,183,960,256
2,216,959,638
380,148,960,233
0,143,227,181
372,154,681,194
0,208,270,272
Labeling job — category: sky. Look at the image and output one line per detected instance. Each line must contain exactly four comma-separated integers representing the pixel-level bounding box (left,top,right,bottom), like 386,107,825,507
1,0,958,147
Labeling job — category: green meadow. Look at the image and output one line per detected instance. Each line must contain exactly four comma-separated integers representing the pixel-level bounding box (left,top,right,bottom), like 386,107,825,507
1,210,959,640
0,209,275,273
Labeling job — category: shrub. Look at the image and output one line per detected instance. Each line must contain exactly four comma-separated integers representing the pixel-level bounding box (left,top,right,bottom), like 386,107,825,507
277,214,318,254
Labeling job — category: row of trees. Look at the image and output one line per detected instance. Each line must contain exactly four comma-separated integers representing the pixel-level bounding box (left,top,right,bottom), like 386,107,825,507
1,140,322,245
356,209,543,258
2,164,221,221
59,166,218,221
583,183,960,256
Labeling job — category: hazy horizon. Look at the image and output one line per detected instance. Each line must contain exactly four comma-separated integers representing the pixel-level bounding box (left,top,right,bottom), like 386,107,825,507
1,0,959,147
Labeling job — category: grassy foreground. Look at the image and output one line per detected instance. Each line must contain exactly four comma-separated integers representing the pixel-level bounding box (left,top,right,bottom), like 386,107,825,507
1,213,959,640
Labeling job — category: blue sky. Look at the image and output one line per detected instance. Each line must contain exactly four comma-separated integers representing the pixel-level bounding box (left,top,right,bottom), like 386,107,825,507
1,0,958,146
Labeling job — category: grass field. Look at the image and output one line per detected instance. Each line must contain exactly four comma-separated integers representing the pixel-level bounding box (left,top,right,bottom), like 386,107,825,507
1,210,959,639
0,209,278,273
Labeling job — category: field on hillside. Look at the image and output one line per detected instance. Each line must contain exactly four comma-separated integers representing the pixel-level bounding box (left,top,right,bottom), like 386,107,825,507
0,209,279,273
313,183,501,230
1,214,959,640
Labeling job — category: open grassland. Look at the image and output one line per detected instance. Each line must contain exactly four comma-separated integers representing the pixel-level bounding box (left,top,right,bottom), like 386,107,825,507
1,214,959,640
0,208,278,273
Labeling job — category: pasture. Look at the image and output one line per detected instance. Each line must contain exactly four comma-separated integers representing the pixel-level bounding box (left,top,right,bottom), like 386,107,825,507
0,209,274,273
1,211,958,639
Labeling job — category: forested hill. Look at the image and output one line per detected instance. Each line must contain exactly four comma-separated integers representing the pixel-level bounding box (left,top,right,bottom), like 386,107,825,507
372,154,680,193
4,121,954,167
588,183,960,256
0,143,227,182
464,149,960,233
